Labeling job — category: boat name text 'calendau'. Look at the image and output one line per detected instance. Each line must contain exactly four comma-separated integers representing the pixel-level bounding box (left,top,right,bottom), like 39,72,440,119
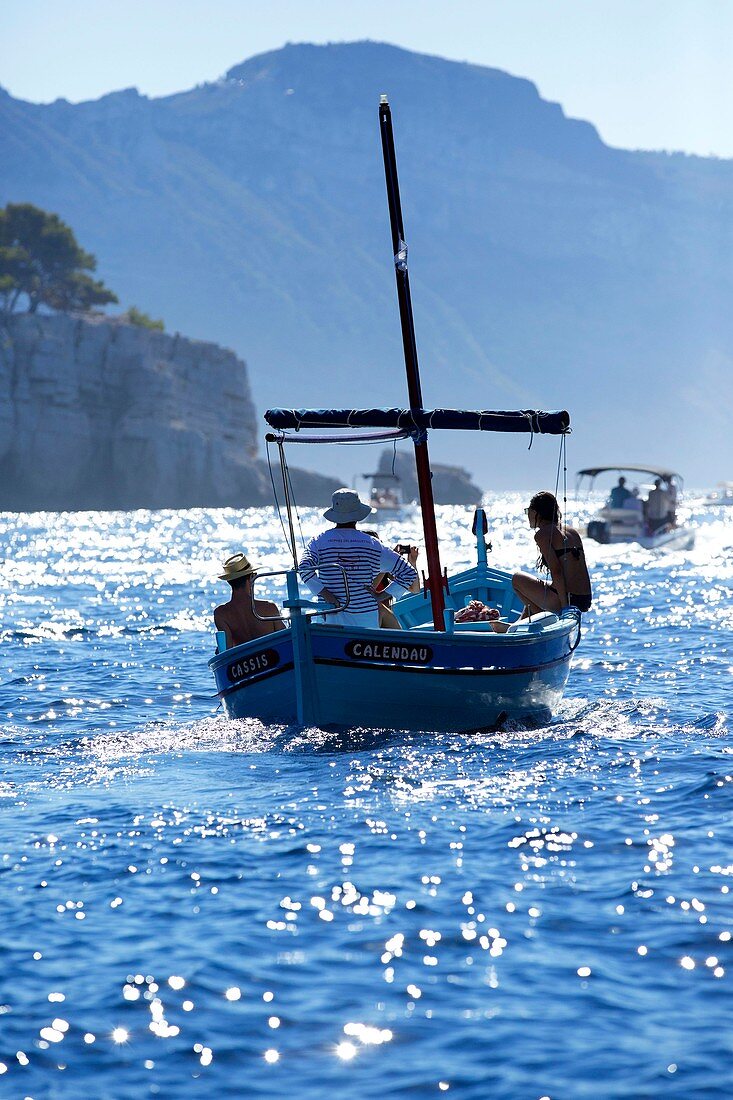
345,640,433,664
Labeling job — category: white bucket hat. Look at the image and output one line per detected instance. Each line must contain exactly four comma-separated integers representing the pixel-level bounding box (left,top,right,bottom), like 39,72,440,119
323,487,375,524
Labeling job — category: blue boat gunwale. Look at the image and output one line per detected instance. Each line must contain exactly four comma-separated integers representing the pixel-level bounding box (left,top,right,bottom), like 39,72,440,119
209,614,576,665
209,613,578,698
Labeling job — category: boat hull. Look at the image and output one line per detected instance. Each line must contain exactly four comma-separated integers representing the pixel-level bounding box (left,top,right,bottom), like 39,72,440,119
636,528,695,551
210,619,577,732
586,511,694,551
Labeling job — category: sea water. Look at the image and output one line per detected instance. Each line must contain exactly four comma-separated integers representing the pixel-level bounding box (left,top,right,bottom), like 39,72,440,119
0,497,731,1098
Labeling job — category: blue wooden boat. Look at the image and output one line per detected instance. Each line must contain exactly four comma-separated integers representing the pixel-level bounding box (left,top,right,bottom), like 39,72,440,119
209,97,582,732
210,516,581,730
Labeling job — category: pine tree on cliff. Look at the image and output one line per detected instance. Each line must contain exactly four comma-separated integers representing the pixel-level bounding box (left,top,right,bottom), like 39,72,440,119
0,203,118,316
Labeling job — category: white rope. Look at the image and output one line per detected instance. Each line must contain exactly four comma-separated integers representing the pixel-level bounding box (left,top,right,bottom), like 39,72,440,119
521,410,536,449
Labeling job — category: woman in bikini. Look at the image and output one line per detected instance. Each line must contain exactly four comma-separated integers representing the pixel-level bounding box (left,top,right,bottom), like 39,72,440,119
508,490,592,620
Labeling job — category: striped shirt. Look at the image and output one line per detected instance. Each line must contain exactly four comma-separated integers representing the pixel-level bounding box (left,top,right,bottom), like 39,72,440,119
298,528,418,616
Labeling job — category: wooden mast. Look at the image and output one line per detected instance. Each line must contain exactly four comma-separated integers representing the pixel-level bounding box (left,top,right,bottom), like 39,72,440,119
379,96,446,631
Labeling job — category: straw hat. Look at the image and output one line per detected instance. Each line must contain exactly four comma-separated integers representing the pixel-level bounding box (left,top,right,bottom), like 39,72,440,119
323,487,375,523
219,552,258,581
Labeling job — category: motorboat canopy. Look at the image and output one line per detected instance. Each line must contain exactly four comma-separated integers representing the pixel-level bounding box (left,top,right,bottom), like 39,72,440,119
577,464,682,484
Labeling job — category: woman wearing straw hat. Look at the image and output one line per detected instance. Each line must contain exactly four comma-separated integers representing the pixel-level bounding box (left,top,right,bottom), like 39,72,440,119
298,488,419,629
214,553,284,648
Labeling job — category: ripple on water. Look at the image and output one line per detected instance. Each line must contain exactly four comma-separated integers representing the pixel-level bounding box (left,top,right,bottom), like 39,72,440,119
0,502,731,1095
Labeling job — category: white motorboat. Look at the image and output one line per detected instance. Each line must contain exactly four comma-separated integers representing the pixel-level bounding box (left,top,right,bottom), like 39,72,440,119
702,482,733,507
578,465,695,550
357,471,415,520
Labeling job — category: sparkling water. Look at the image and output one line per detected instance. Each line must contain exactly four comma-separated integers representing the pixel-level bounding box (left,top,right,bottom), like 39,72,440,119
0,498,731,1097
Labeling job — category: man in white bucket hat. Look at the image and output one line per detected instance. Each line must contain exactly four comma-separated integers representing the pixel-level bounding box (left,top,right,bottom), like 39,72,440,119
298,488,419,628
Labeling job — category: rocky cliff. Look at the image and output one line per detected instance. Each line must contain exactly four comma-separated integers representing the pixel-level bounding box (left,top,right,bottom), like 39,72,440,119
0,312,338,510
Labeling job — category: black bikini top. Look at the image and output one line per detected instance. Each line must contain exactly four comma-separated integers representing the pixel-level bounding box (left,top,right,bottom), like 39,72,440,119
541,542,583,569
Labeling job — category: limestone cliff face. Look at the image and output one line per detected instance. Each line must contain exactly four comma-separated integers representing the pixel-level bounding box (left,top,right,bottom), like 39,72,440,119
0,313,337,510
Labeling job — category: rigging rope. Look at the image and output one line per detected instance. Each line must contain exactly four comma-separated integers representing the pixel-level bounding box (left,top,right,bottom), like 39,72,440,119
553,431,569,545
281,440,307,553
266,437,295,557
522,410,536,450
275,438,300,567
562,432,568,540
541,430,571,612
266,430,416,565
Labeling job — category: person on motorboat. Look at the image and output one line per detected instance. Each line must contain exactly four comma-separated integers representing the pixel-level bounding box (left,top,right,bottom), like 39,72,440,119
644,478,671,533
494,491,592,630
665,479,678,525
622,486,644,515
372,487,399,509
214,553,285,648
299,489,418,628
608,476,632,509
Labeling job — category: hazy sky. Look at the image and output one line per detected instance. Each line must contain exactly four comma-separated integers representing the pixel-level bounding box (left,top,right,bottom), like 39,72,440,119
3,0,733,157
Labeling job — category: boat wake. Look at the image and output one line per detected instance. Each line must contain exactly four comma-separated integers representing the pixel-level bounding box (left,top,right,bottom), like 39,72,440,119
68,696,728,764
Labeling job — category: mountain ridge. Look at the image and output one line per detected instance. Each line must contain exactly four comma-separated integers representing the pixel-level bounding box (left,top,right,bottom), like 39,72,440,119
1,40,731,486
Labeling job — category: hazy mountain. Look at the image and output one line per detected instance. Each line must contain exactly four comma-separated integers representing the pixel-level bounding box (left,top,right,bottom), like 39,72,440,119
2,40,732,489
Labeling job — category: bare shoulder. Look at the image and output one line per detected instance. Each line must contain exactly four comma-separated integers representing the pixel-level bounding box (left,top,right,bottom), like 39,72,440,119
260,600,285,631
254,599,282,620
214,603,230,627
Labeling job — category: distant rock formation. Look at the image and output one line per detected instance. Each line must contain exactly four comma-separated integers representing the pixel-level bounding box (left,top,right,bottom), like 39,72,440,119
376,448,482,505
0,312,338,510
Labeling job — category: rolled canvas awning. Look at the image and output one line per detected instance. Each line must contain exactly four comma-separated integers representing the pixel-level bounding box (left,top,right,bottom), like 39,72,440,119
265,408,570,435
